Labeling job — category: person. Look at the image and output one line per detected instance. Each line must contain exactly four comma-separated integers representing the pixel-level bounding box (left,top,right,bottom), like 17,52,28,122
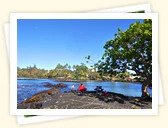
94,86,103,92
78,84,87,92
71,85,75,91
102,91,109,97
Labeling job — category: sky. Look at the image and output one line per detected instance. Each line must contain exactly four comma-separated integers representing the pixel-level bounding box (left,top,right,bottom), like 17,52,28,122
17,19,142,70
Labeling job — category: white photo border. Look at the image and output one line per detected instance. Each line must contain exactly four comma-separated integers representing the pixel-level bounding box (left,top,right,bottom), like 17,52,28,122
10,13,158,115
90,3,151,13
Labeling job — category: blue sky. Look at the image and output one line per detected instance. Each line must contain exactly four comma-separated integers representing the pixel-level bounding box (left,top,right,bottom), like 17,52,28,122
17,19,142,70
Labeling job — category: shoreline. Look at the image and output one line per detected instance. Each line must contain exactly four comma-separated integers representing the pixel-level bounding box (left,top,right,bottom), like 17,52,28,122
17,77,141,84
17,83,152,109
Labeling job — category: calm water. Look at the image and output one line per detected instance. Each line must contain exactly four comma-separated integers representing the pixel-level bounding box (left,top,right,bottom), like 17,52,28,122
17,79,152,103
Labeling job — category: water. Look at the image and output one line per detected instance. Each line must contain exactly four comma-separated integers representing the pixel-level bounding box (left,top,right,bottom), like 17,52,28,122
17,79,152,103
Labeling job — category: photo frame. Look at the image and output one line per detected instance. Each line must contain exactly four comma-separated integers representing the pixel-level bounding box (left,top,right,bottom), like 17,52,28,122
10,13,158,115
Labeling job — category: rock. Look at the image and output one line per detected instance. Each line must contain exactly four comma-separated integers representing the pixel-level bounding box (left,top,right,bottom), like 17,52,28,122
107,97,114,102
43,82,55,88
30,102,42,109
134,99,140,102
56,83,67,88
131,105,141,109
129,101,143,107
17,83,152,109
24,94,43,103
23,89,57,104
46,90,52,95
104,98,109,103
114,97,124,104
43,83,67,88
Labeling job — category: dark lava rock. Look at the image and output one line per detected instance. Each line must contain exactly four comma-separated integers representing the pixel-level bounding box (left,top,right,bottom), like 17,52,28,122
55,83,67,88
114,97,124,104
17,83,152,109
43,82,67,88
43,82,55,88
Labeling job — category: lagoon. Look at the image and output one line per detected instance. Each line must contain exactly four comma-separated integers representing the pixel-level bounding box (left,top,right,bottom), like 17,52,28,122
17,79,152,103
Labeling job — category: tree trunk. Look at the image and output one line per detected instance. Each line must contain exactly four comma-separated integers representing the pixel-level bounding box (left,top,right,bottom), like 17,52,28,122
141,76,151,100
141,83,149,98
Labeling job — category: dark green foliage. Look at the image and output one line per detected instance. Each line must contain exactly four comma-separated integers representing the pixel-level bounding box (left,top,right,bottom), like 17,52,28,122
96,19,152,97
72,63,88,80
17,65,48,78
18,63,101,81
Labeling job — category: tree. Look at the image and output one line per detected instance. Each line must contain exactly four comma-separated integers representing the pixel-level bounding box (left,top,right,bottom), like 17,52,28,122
55,63,65,70
117,72,130,80
96,19,152,98
73,63,88,80
49,64,72,79
17,66,48,78
88,69,101,80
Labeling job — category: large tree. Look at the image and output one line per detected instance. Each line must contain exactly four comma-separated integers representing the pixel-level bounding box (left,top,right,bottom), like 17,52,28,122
73,63,88,80
96,19,152,98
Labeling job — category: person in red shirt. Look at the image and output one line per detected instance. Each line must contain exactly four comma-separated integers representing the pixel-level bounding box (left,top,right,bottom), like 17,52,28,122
78,84,87,92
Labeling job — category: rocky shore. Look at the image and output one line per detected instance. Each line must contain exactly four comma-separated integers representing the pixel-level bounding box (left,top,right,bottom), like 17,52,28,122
17,83,152,109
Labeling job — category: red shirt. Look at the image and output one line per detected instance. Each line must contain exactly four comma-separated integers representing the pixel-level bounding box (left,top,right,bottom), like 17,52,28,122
78,85,86,92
